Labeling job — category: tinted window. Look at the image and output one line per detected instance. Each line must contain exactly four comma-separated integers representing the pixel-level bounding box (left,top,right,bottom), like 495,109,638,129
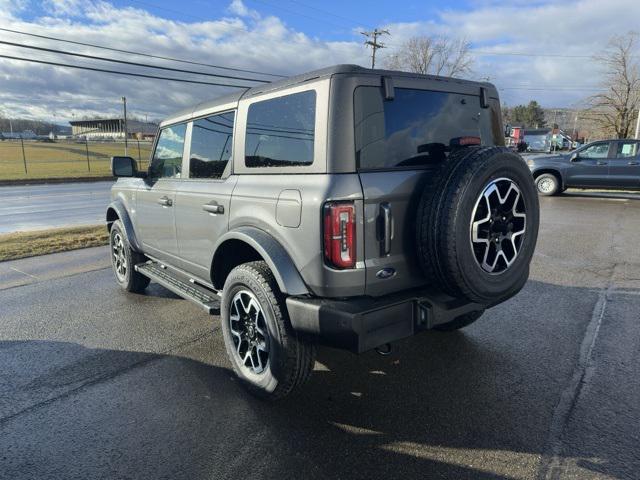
354,87,501,170
526,134,550,152
245,90,316,168
616,141,638,158
189,112,234,179
580,142,610,159
149,123,186,179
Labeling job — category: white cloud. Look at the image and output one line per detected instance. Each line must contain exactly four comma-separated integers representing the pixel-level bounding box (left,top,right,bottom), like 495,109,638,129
227,0,259,20
0,0,637,124
0,1,366,123
0,0,28,20
381,0,640,106
43,0,87,16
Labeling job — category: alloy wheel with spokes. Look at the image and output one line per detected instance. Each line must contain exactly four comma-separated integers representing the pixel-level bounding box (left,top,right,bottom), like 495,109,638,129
471,177,527,274
537,176,556,194
229,290,270,375
112,232,127,282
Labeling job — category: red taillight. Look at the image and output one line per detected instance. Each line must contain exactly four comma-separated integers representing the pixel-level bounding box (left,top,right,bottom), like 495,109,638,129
323,202,356,269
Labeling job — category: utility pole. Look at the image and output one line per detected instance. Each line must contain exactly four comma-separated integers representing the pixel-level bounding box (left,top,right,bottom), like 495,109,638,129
361,29,390,69
635,108,640,139
550,109,558,151
121,96,128,156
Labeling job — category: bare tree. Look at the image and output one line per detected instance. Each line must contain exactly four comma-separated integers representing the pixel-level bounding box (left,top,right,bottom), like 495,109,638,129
385,35,473,78
586,31,640,139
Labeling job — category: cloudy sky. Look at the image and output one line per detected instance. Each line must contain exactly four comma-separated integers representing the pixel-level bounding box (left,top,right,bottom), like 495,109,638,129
0,0,638,123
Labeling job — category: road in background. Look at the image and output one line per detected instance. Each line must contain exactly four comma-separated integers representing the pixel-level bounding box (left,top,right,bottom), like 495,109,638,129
0,181,113,233
1,193,640,479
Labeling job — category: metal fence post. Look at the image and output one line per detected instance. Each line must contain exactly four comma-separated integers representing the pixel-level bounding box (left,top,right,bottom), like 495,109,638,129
20,136,27,174
85,137,91,172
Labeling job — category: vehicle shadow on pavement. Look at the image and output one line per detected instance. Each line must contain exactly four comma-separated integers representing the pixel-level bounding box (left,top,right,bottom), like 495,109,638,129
1,337,516,480
1,280,637,480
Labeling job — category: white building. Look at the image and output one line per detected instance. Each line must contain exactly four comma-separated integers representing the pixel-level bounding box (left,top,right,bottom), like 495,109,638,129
69,118,157,139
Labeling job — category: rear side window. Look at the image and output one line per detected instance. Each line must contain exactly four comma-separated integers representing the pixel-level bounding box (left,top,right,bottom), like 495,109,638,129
189,111,234,179
354,87,501,170
616,141,638,158
149,123,187,179
245,90,316,168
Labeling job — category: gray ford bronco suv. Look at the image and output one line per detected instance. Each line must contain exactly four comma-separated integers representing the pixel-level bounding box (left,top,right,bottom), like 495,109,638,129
107,65,539,399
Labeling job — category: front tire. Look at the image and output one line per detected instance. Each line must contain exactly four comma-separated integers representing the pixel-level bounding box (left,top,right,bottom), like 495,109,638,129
535,173,560,196
220,261,316,400
109,219,150,293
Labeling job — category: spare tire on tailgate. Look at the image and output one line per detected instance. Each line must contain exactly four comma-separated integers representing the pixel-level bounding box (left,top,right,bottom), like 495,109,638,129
416,146,539,305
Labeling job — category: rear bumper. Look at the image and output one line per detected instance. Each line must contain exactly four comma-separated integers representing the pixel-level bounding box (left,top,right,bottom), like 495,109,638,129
286,288,483,353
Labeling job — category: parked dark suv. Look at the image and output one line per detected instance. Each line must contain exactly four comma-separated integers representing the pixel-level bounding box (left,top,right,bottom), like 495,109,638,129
528,139,640,195
107,65,540,399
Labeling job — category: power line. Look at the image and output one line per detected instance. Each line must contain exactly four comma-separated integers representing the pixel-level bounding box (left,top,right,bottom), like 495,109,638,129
472,50,593,58
246,0,354,30
383,43,639,60
127,0,355,32
471,50,640,59
288,0,365,27
0,27,285,78
499,87,609,91
0,54,256,88
0,40,271,83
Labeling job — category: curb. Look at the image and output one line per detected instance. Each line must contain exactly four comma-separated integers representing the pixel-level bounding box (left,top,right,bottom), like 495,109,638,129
0,176,115,187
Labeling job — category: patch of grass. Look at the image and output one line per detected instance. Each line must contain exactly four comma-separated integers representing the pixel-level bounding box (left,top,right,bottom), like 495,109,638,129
0,225,109,262
0,140,151,180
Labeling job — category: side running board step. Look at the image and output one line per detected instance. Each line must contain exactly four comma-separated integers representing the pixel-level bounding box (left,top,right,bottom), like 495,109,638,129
135,261,220,314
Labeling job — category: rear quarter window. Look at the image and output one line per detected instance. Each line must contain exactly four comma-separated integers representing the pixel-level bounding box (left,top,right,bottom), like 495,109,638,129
245,90,316,168
354,86,502,170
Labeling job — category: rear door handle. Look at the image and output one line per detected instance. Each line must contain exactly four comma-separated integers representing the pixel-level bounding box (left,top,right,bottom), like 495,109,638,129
202,202,224,214
157,196,173,207
380,202,393,255
596,161,608,165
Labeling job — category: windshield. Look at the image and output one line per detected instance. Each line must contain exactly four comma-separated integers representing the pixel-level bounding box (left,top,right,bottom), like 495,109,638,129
354,86,503,170
526,134,550,152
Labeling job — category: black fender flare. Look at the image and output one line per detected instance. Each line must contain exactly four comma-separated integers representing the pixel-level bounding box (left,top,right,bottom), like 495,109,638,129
106,200,143,252
212,226,309,296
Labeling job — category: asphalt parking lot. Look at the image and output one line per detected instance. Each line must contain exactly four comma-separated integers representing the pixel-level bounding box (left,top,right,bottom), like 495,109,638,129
1,190,639,480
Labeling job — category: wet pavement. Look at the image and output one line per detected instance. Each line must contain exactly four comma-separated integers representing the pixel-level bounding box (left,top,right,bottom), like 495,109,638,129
0,181,112,233
1,190,639,479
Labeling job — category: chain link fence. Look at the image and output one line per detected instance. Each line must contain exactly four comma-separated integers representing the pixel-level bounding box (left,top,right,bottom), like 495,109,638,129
0,138,152,180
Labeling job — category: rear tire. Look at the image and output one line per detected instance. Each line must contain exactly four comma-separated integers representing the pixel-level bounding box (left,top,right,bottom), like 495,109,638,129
535,173,560,196
416,147,539,305
109,219,150,293
434,310,484,331
220,261,316,400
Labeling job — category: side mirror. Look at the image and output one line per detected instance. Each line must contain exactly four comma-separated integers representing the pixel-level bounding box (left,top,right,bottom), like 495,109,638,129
570,152,580,162
111,156,142,177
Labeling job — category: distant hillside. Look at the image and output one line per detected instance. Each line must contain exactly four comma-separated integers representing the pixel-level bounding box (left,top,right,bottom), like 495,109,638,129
0,118,71,135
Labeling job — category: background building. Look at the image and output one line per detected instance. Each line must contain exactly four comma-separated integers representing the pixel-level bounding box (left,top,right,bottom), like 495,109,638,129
69,118,157,140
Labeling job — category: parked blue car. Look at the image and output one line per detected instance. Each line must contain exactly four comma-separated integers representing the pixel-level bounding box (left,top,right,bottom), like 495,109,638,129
527,139,640,195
